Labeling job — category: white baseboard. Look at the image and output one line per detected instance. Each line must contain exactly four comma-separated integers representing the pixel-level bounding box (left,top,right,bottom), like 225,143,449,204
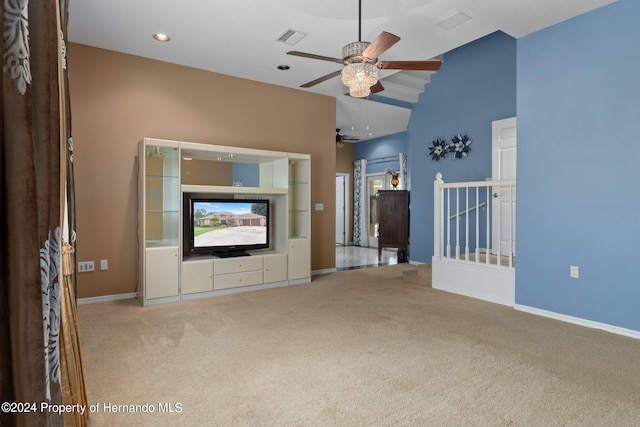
77,292,137,305
312,268,337,275
288,277,312,285
514,304,640,340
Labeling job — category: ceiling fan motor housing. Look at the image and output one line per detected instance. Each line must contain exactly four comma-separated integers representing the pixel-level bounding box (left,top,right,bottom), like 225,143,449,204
342,41,376,64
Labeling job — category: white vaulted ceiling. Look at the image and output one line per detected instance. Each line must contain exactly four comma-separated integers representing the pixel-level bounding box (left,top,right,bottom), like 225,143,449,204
68,0,617,142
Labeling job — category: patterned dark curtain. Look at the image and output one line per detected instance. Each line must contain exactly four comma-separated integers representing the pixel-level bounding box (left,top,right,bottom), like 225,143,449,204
1,1,87,426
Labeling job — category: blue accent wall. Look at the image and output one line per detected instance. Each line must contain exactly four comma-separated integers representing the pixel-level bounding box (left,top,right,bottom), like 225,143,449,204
357,2,640,331
407,31,517,263
516,0,640,330
354,131,407,174
232,163,259,187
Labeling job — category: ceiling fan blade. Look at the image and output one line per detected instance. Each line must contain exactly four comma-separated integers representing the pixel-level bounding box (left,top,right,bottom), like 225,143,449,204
336,129,360,143
363,31,401,59
300,70,342,88
287,51,343,64
378,60,442,71
370,81,385,93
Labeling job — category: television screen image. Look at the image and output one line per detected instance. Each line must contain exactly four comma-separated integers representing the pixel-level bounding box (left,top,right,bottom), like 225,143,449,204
189,199,269,256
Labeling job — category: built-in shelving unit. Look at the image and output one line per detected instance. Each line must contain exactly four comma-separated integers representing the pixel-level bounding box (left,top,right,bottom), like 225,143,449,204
137,138,311,306
288,155,311,239
138,140,181,304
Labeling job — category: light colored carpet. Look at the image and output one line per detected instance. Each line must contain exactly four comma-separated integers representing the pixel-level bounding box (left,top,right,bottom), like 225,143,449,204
78,264,640,426
402,263,431,286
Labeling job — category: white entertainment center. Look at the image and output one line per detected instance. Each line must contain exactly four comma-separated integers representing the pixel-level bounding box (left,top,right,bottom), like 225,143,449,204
137,138,311,306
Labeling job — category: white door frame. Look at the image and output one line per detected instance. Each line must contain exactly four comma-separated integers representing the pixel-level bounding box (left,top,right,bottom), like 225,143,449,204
336,173,351,245
366,172,390,248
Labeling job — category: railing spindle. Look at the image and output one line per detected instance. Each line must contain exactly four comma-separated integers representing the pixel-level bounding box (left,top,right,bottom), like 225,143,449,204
495,184,501,265
446,188,451,258
486,185,490,265
465,186,469,261
455,187,460,259
475,185,480,263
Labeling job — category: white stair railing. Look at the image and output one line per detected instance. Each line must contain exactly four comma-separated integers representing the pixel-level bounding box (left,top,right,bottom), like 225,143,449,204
434,173,516,268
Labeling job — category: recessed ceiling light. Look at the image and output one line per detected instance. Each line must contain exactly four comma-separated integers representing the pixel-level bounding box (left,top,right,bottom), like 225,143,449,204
153,33,171,42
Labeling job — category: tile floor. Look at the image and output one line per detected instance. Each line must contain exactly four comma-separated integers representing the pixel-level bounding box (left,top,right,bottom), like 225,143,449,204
335,245,399,271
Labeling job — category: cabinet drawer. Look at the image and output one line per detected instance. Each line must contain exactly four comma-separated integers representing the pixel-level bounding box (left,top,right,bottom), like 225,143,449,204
214,270,263,290
214,256,263,274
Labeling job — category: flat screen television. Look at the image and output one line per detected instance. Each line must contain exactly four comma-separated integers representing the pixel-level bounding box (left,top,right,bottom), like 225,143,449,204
188,197,270,257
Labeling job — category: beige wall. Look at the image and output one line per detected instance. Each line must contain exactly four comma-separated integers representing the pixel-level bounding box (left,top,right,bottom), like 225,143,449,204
69,43,336,298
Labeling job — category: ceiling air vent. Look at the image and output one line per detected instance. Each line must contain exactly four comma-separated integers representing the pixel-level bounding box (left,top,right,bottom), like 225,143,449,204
437,12,472,30
276,29,308,46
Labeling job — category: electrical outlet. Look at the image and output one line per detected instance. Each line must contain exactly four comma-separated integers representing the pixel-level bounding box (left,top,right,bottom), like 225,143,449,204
570,265,579,279
78,261,95,272
100,259,108,271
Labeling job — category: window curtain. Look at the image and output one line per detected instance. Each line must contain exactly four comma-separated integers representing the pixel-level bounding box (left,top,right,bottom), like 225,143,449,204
1,1,87,426
399,152,408,190
353,159,369,247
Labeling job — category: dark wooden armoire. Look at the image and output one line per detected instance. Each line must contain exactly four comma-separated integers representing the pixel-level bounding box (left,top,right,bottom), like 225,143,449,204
377,190,409,262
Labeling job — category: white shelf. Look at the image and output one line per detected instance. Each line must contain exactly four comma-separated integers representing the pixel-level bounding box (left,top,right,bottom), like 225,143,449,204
181,184,288,195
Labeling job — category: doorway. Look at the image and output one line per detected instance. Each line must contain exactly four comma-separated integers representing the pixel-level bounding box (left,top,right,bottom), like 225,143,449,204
366,174,385,248
366,172,399,248
491,117,517,256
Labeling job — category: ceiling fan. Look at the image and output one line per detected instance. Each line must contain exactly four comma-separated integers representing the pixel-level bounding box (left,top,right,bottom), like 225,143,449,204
288,0,442,97
336,129,360,146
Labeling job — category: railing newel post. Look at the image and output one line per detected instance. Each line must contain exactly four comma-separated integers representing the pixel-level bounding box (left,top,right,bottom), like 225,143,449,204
434,173,444,259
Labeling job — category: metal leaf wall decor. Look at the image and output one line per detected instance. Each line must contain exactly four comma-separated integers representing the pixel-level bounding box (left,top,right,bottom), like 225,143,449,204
428,134,472,161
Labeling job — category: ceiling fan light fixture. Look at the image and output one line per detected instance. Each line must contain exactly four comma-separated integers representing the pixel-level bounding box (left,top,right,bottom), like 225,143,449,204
341,62,378,97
